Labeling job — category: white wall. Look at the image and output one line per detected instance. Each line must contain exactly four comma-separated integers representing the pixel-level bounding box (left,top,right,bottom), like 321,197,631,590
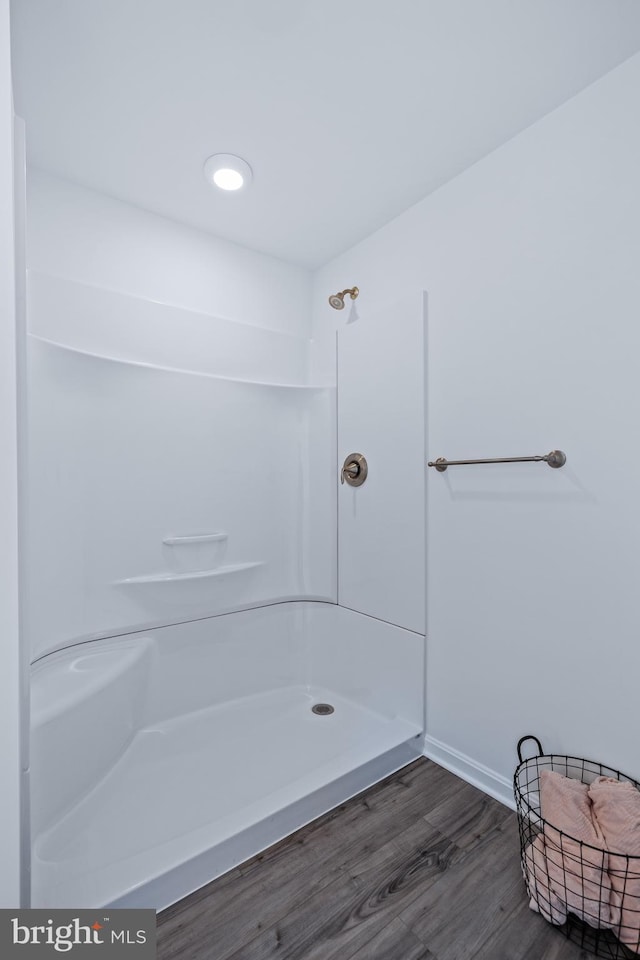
312,53,640,793
0,0,22,907
27,168,312,340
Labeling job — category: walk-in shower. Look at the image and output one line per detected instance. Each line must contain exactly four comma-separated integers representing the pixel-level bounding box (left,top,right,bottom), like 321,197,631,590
26,269,427,909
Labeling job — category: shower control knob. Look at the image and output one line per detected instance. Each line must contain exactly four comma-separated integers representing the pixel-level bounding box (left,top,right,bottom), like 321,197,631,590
341,453,368,487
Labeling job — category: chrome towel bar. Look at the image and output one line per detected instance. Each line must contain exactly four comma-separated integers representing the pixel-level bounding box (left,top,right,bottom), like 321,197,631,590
427,450,566,472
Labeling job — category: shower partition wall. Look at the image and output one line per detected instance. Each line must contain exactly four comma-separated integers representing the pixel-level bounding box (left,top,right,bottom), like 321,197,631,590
27,272,427,909
338,291,427,634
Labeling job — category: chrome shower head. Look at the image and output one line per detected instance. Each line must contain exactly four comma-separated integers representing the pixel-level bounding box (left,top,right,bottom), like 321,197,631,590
328,286,359,310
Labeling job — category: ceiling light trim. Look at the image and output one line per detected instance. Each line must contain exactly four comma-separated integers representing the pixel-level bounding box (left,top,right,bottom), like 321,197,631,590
203,153,253,192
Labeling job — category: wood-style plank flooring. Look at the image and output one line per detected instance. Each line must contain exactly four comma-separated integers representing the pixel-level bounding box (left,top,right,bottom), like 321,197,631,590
157,758,590,960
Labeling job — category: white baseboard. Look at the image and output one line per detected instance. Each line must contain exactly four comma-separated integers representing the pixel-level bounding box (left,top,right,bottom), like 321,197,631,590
423,735,516,811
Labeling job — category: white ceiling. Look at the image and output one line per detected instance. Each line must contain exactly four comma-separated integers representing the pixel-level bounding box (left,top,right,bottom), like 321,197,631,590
10,0,640,268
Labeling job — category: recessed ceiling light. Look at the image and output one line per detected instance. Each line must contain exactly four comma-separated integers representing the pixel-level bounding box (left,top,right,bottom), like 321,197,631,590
203,154,252,192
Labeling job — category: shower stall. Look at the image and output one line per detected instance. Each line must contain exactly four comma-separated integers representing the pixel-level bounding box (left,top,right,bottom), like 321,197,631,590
25,256,428,909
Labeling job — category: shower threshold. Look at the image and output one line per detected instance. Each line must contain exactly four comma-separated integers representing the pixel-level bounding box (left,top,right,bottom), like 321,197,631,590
32,685,422,910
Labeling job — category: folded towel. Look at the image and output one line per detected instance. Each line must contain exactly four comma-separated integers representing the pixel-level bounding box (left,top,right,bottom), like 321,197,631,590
589,776,640,952
523,832,568,925
527,770,619,929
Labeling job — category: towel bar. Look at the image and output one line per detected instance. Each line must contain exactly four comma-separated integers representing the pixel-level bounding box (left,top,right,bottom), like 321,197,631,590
427,450,566,472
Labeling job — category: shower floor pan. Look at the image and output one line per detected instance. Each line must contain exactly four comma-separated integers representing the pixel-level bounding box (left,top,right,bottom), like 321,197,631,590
31,603,425,910
32,683,421,910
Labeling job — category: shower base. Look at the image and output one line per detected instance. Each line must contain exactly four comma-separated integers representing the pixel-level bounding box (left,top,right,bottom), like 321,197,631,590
34,686,420,909
31,603,425,910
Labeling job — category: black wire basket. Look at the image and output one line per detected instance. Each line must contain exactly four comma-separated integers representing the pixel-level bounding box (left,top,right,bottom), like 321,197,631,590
514,735,640,959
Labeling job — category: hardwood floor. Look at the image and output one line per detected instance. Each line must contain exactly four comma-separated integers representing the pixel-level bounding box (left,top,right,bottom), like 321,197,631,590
157,758,590,960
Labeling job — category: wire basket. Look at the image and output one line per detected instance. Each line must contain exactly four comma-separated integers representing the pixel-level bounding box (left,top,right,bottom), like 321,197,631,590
514,735,640,959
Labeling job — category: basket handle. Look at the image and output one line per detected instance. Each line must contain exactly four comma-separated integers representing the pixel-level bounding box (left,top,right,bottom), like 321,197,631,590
517,735,544,764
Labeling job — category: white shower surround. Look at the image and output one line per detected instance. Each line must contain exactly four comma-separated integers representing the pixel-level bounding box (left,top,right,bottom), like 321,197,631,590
26,250,427,909
26,271,335,662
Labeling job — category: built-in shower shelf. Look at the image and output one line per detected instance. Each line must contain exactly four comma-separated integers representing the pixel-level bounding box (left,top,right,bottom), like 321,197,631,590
162,532,230,574
115,561,263,586
163,533,228,545
31,333,330,389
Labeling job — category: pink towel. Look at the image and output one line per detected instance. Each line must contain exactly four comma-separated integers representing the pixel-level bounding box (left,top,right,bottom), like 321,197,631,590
526,770,619,929
589,776,640,952
523,832,568,925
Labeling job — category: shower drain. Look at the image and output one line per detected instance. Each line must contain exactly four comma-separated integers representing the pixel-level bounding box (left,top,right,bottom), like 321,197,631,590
311,703,335,716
